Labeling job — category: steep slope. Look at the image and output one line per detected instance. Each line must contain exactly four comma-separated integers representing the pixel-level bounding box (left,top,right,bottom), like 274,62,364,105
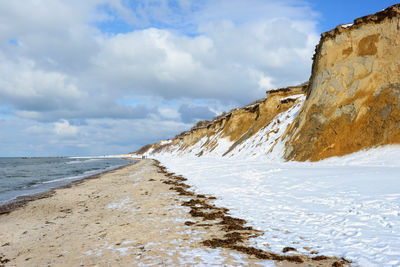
284,4,400,161
139,84,307,158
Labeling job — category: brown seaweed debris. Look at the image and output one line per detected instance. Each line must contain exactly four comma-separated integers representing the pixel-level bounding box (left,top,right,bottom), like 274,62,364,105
231,245,304,263
282,247,297,253
189,208,225,220
169,186,194,196
163,180,190,188
332,261,345,267
224,232,245,242
220,216,246,226
0,255,10,265
202,237,243,248
172,175,187,181
313,255,329,261
184,221,195,226
219,216,254,231
173,182,190,189
183,199,228,213
182,199,205,207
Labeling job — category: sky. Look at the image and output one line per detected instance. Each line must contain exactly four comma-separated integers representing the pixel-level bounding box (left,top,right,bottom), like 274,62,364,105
0,0,398,157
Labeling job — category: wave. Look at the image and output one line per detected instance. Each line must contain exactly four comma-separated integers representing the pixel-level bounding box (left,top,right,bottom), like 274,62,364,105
39,164,124,185
65,158,103,164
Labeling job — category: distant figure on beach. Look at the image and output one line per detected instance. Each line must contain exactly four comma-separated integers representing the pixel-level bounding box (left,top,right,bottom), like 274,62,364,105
142,156,146,159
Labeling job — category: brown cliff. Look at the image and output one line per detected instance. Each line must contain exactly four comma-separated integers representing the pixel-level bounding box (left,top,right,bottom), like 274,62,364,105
284,4,400,161
136,84,307,156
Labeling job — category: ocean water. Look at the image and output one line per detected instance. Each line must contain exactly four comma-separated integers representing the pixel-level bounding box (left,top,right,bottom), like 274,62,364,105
0,157,130,204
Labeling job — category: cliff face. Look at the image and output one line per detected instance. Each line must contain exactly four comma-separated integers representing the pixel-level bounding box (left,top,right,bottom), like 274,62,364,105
136,4,400,161
139,84,307,158
284,4,400,161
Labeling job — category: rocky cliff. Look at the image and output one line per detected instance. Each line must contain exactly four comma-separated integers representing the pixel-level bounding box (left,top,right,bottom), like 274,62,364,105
136,4,400,161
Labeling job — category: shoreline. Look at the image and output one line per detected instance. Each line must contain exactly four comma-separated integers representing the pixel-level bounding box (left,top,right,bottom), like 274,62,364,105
0,159,347,266
0,163,131,215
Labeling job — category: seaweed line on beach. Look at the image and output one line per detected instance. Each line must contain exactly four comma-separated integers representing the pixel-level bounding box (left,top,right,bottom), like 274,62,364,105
153,159,350,266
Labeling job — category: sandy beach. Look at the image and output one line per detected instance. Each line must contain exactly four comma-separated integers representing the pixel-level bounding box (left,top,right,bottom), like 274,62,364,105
0,159,345,266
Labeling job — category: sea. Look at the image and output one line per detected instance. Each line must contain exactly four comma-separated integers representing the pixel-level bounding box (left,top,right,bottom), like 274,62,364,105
0,157,130,205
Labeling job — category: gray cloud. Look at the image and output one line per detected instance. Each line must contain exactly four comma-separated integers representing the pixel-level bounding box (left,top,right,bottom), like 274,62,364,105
178,104,216,123
0,116,191,156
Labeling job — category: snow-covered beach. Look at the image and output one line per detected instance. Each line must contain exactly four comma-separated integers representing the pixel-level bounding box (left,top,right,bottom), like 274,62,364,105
0,159,345,266
156,145,400,266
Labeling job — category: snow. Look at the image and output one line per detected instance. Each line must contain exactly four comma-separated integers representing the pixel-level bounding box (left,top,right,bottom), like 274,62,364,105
153,95,305,160
279,94,304,101
341,23,354,28
155,145,400,266
107,196,136,215
224,96,304,159
151,125,234,158
178,248,275,266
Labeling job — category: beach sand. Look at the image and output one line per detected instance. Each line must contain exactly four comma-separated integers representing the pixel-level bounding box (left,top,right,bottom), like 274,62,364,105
0,160,345,266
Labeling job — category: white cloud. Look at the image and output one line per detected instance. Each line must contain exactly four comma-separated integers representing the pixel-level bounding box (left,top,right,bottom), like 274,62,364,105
257,75,274,90
54,120,79,136
158,106,181,120
0,57,84,103
92,17,317,103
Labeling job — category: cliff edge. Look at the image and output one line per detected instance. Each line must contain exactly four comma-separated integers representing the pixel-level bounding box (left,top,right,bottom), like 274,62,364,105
284,4,400,161
137,84,307,158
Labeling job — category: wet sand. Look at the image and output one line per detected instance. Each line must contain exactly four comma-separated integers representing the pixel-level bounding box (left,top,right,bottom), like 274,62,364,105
0,159,347,266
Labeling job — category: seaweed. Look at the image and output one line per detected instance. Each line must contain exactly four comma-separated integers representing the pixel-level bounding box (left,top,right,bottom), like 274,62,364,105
153,160,350,266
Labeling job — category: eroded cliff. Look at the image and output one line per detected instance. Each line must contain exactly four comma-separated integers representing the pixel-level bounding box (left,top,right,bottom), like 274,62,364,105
138,84,307,158
284,4,400,161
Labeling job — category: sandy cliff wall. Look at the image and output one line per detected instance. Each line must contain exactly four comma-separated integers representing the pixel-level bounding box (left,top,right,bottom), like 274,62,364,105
138,84,306,157
284,4,400,161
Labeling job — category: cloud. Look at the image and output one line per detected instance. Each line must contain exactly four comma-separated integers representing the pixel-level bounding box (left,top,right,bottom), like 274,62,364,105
54,120,79,137
0,0,320,156
0,116,191,156
92,19,317,103
0,57,84,111
178,104,216,123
